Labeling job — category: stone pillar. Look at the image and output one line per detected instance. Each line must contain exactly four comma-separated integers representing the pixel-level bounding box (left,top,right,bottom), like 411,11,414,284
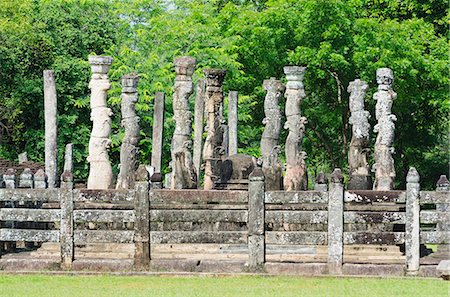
134,165,150,269
60,169,74,269
248,167,265,271
328,168,344,274
63,143,73,174
435,175,450,255
221,102,229,157
193,80,205,187
283,66,308,191
347,79,371,190
151,92,165,174
228,91,238,156
170,57,197,189
372,68,397,190
87,55,113,189
405,167,420,274
203,69,227,190
260,78,285,191
116,74,140,189
34,169,47,189
314,172,328,192
43,70,58,188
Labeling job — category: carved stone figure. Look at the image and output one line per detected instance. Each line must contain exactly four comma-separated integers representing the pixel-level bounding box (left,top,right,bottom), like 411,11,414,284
283,66,308,191
116,74,140,189
87,56,113,189
347,79,372,189
171,57,197,189
202,68,227,190
260,78,285,190
372,68,397,190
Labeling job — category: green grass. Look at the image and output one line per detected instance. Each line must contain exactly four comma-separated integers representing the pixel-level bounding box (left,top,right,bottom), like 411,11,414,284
0,274,447,297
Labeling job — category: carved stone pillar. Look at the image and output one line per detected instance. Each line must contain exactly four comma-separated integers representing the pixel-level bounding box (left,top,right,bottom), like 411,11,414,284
283,66,308,191
87,55,113,189
372,68,396,190
347,79,371,190
203,68,227,190
116,74,140,189
171,57,197,189
260,78,285,190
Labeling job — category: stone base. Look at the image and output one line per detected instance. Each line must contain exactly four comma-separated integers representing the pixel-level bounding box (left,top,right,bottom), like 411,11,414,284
437,260,450,280
348,175,372,190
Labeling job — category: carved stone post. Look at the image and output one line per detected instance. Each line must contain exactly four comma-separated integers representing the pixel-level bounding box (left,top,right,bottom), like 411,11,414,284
87,56,113,189
193,80,206,187
151,92,165,174
248,167,265,271
116,74,140,189
372,68,396,190
203,69,227,190
60,169,74,270
283,66,308,191
34,169,47,189
314,172,328,192
435,175,450,255
347,79,371,190
3,168,16,189
64,143,73,174
228,91,238,156
18,168,33,188
260,78,285,191
43,70,58,188
170,57,197,189
134,165,150,269
405,167,420,274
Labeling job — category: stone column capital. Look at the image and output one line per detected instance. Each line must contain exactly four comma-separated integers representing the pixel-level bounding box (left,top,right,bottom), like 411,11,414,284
174,56,196,79
88,55,113,74
203,68,227,87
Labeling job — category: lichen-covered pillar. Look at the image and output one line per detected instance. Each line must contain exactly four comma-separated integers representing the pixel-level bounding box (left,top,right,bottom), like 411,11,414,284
347,79,371,190
43,70,58,188
203,69,227,190
405,167,420,274
373,68,397,190
116,74,140,189
283,66,308,191
228,91,238,156
171,57,197,189
193,80,205,187
151,92,165,174
87,55,113,189
260,78,285,191
328,168,344,275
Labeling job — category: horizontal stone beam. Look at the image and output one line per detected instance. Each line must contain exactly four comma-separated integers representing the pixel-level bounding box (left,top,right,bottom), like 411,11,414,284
150,231,247,244
344,232,404,245
73,210,135,223
73,189,133,202
0,189,59,202
0,229,60,242
265,211,328,224
265,191,328,204
74,230,134,244
150,210,247,223
420,211,450,224
0,209,60,222
420,191,449,204
345,190,405,203
420,231,449,244
150,190,248,204
344,211,405,224
265,231,327,245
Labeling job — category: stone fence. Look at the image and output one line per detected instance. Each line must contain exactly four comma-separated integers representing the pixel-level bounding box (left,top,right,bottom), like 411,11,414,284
0,167,448,276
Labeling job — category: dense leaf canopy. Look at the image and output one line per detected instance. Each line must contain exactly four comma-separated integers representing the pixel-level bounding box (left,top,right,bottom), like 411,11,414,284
0,0,448,189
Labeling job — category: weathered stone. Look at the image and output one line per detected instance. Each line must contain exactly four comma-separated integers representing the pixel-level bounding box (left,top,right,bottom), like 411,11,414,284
283,66,308,191
87,55,113,189
135,164,150,269
3,168,16,189
18,168,33,188
260,78,285,191
347,79,371,190
372,68,396,190
171,57,197,189
314,172,328,191
116,74,140,189
151,92,165,174
34,169,47,189
18,152,28,164
43,70,58,188
436,175,449,192
192,80,206,187
405,167,420,274
228,91,239,156
219,154,257,182
437,260,450,280
203,68,227,190
328,168,344,274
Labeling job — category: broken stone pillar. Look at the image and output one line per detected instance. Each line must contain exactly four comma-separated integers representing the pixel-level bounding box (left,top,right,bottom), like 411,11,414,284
314,172,328,192
228,91,238,156
43,70,58,188
87,55,113,189
116,74,140,189
193,80,205,187
63,143,73,174
347,79,371,190
283,66,308,191
151,92,165,174
372,68,397,190
203,68,227,190
260,78,285,191
171,57,197,189
18,152,28,164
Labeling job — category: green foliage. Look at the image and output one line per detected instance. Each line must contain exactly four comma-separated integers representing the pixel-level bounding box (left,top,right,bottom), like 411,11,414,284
0,0,447,188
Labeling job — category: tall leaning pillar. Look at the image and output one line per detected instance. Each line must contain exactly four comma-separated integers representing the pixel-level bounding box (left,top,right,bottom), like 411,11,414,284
260,78,285,190
43,70,58,188
283,66,308,191
171,57,197,189
87,56,113,189
203,69,227,190
372,68,396,190
116,74,140,189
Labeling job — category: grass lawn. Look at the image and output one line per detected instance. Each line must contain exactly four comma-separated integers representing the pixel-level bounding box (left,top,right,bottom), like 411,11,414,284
0,274,447,297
